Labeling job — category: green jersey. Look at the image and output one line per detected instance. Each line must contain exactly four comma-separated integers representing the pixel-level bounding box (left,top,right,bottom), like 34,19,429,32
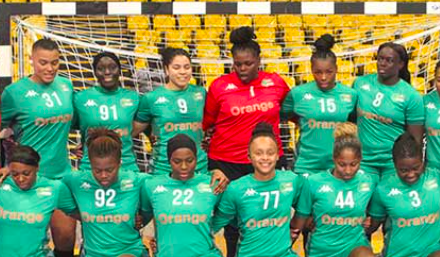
296,170,375,257
135,85,207,175
0,176,76,257
63,171,149,257
212,171,302,257
353,74,424,176
424,90,440,168
74,86,140,172
281,82,357,175
141,173,221,257
368,168,440,257
1,76,74,179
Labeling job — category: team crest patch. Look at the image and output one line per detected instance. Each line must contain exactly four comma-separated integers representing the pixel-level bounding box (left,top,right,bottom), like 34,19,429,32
280,182,293,193
360,84,370,91
37,187,52,196
194,92,203,101
358,183,370,192
120,98,134,107
60,84,70,92
121,179,134,191
197,183,212,193
261,79,274,87
424,179,438,190
392,94,405,103
340,94,352,103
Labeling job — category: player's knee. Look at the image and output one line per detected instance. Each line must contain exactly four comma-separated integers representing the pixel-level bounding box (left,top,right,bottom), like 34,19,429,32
50,211,76,249
348,246,374,257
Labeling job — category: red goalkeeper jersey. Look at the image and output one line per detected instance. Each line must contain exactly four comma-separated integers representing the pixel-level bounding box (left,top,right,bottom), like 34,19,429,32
203,71,290,164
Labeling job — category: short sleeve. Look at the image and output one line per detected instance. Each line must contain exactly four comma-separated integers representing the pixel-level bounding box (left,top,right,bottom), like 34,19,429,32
292,175,304,208
406,90,425,125
202,80,221,131
56,181,77,214
367,186,386,220
212,186,237,233
280,89,295,121
135,94,153,123
295,178,313,217
140,180,153,215
1,89,17,129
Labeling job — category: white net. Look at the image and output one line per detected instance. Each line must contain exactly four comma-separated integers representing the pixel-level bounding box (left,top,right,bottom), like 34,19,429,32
11,14,440,170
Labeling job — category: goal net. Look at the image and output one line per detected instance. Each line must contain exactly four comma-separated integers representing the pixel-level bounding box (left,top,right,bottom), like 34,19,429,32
11,14,440,172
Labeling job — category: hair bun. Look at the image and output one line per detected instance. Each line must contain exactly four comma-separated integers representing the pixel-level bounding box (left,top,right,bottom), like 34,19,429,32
314,34,335,53
230,26,257,45
252,122,275,137
334,122,357,140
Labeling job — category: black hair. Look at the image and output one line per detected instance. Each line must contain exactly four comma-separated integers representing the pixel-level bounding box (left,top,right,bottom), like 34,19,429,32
311,34,337,65
167,134,197,161
333,122,361,159
8,145,41,167
87,128,122,161
392,132,423,164
32,39,59,52
378,42,411,84
160,47,191,68
249,122,278,149
92,52,121,72
230,26,261,58
435,60,440,73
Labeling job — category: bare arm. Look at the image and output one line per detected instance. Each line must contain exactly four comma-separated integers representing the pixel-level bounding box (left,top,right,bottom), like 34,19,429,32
132,121,149,137
406,124,424,145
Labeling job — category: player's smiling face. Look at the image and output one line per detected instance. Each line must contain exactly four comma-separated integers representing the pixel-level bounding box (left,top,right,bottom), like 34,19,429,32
312,58,337,91
376,46,403,82
91,156,120,187
395,157,424,185
249,136,278,180
9,162,38,191
333,148,361,181
30,48,60,85
166,55,192,90
95,56,120,90
170,148,196,181
233,50,260,84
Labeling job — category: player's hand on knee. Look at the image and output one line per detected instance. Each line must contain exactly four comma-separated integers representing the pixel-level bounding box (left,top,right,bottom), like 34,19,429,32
73,143,84,159
210,169,229,194
135,214,143,230
290,228,301,242
149,238,157,253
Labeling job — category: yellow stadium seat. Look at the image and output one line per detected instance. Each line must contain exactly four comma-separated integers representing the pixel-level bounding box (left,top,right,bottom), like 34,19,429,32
337,60,355,74
265,62,290,74
296,62,311,74
284,28,305,47
151,0,171,2
167,41,189,51
290,46,312,58
229,15,252,30
134,45,158,55
135,59,147,69
281,75,296,88
200,63,225,77
128,16,150,31
277,15,302,28
303,15,327,27
300,73,314,84
165,29,192,44
413,77,427,93
153,15,176,30
204,76,218,90
256,27,276,44
178,15,201,29
197,45,221,58
254,15,277,28
204,15,227,30
135,30,160,45
364,62,377,74
260,43,282,59
195,30,222,44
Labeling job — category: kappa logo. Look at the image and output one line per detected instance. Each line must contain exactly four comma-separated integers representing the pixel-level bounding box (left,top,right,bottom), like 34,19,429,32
427,103,436,110
225,83,238,90
155,97,169,104
244,188,257,197
80,182,91,190
25,90,39,97
387,188,402,196
361,84,371,91
84,100,97,107
318,185,333,193
1,184,11,191
303,93,313,100
154,185,167,193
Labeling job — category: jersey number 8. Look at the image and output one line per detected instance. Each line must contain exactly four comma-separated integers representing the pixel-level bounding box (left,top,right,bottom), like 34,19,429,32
95,189,116,207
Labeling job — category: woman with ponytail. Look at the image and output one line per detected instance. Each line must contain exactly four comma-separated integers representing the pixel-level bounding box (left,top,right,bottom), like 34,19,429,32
281,34,357,178
202,26,290,257
353,42,424,182
292,122,375,257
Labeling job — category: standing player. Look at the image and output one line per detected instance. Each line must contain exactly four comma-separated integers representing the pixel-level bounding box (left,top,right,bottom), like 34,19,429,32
353,42,424,182
203,26,290,257
74,52,140,172
63,128,149,257
368,132,440,257
0,145,76,257
281,34,357,178
1,39,75,257
424,61,440,169
292,122,375,257
140,134,222,257
133,48,207,175
212,123,303,257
